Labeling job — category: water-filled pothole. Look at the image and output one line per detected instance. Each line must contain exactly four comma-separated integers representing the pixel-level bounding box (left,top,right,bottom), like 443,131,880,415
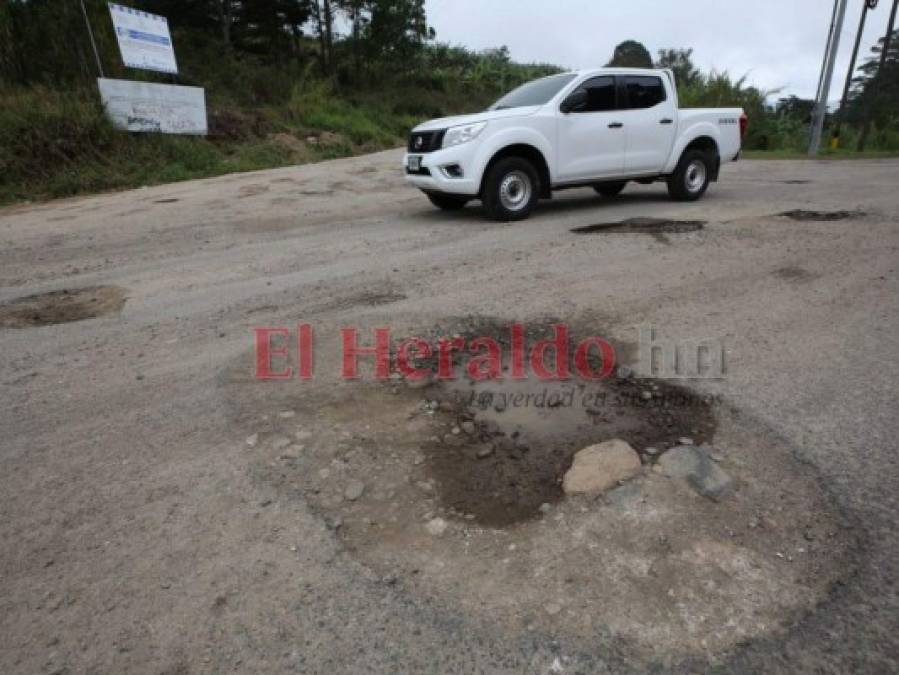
0,286,127,328
571,217,705,234
423,376,716,527
779,209,865,221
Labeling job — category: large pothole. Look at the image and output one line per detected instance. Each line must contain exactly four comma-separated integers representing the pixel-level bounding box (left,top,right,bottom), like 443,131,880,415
221,317,854,661
571,218,705,235
778,209,865,221
0,286,127,328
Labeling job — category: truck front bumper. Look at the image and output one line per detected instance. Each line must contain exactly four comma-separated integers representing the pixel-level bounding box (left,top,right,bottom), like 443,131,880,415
403,144,481,197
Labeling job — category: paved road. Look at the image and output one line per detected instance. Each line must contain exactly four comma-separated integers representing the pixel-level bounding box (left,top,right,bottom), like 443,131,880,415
0,153,897,673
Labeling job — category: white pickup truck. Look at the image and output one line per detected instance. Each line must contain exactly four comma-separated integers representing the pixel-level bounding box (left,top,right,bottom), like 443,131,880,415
404,68,747,221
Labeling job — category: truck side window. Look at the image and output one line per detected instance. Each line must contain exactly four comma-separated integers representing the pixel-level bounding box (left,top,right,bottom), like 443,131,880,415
621,76,666,109
567,76,617,113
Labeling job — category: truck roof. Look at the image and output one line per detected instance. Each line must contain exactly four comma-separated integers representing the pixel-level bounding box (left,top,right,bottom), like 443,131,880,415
568,67,671,78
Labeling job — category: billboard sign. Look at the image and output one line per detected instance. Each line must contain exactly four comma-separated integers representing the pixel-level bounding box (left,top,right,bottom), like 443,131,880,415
98,78,207,135
108,3,178,74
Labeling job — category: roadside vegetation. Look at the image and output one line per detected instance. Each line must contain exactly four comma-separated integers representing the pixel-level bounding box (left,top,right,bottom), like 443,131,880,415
1,2,897,205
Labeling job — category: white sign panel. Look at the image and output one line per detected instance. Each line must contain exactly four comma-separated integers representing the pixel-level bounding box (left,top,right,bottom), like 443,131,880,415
98,78,207,135
108,3,178,74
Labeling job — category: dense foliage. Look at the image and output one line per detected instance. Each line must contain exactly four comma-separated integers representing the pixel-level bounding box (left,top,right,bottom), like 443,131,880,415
0,3,896,204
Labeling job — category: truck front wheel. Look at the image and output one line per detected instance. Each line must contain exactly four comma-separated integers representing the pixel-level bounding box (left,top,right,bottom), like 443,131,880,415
482,157,539,221
667,150,713,201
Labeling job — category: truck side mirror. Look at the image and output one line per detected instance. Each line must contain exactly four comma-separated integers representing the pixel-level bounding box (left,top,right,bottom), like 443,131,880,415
561,90,587,114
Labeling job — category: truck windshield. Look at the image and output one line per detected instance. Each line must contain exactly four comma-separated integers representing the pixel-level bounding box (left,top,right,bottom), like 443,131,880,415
488,73,577,111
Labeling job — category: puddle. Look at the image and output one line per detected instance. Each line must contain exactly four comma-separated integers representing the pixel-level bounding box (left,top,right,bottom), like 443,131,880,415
425,376,716,527
779,209,865,221
571,217,705,234
0,286,127,328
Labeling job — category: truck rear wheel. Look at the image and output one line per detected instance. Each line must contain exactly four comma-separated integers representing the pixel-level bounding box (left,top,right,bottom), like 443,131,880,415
482,157,539,221
427,193,469,211
667,150,713,201
593,181,627,197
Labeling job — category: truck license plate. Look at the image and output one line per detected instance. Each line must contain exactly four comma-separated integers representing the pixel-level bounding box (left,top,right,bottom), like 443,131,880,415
407,156,422,172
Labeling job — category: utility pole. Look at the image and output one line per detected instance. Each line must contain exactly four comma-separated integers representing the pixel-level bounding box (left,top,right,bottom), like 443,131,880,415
858,0,899,151
832,0,879,148
809,0,849,156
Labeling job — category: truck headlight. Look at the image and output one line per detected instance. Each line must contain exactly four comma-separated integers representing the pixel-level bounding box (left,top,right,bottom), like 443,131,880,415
442,122,487,149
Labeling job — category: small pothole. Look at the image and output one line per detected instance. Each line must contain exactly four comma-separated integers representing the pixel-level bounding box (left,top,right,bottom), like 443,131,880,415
0,286,127,328
571,218,705,234
773,266,814,282
778,209,865,221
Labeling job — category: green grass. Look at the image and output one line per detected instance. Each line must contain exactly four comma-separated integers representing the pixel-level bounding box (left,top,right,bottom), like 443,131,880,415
0,84,414,206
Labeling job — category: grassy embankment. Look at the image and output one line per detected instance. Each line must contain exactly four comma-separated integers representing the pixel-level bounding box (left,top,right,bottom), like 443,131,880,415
3,53,897,206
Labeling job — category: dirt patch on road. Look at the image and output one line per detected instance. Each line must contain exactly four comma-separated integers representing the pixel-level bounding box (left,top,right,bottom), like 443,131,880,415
571,218,705,235
221,316,854,662
778,209,865,221
0,286,127,328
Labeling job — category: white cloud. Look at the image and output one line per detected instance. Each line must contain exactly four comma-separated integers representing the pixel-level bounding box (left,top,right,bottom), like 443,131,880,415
425,0,896,100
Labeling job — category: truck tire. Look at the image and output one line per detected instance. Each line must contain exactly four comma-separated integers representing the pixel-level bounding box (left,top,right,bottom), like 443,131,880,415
482,156,539,221
427,193,469,210
667,150,713,201
593,181,627,197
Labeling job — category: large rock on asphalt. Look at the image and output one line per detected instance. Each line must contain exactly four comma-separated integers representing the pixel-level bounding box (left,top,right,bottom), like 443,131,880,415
563,439,642,496
656,445,734,501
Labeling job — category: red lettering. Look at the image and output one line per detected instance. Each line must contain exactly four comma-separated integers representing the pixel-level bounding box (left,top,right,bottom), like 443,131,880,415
574,337,616,380
437,336,464,379
510,323,526,379
254,327,292,380
530,324,570,380
468,337,502,380
341,327,391,379
397,337,432,380
297,324,313,379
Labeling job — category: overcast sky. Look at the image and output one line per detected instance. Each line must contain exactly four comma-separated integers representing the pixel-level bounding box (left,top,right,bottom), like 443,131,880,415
425,0,895,101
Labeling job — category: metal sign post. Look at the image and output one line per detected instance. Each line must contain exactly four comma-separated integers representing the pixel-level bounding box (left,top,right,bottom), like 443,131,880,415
79,0,105,78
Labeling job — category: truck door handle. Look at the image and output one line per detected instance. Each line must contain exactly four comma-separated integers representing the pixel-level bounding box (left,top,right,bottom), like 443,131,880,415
608,122,623,129
660,118,674,125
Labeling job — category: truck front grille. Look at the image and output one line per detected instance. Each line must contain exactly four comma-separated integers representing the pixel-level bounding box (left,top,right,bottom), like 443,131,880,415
408,130,446,153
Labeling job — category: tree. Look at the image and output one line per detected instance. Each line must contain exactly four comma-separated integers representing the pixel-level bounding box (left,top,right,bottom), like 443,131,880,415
363,0,433,73
775,95,815,123
607,40,652,68
655,48,699,86
848,29,899,126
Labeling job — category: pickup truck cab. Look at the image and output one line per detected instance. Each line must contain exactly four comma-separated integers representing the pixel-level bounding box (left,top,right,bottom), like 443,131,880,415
404,68,747,221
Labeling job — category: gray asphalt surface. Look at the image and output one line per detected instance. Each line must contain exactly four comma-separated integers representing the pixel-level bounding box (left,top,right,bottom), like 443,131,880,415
0,152,897,674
